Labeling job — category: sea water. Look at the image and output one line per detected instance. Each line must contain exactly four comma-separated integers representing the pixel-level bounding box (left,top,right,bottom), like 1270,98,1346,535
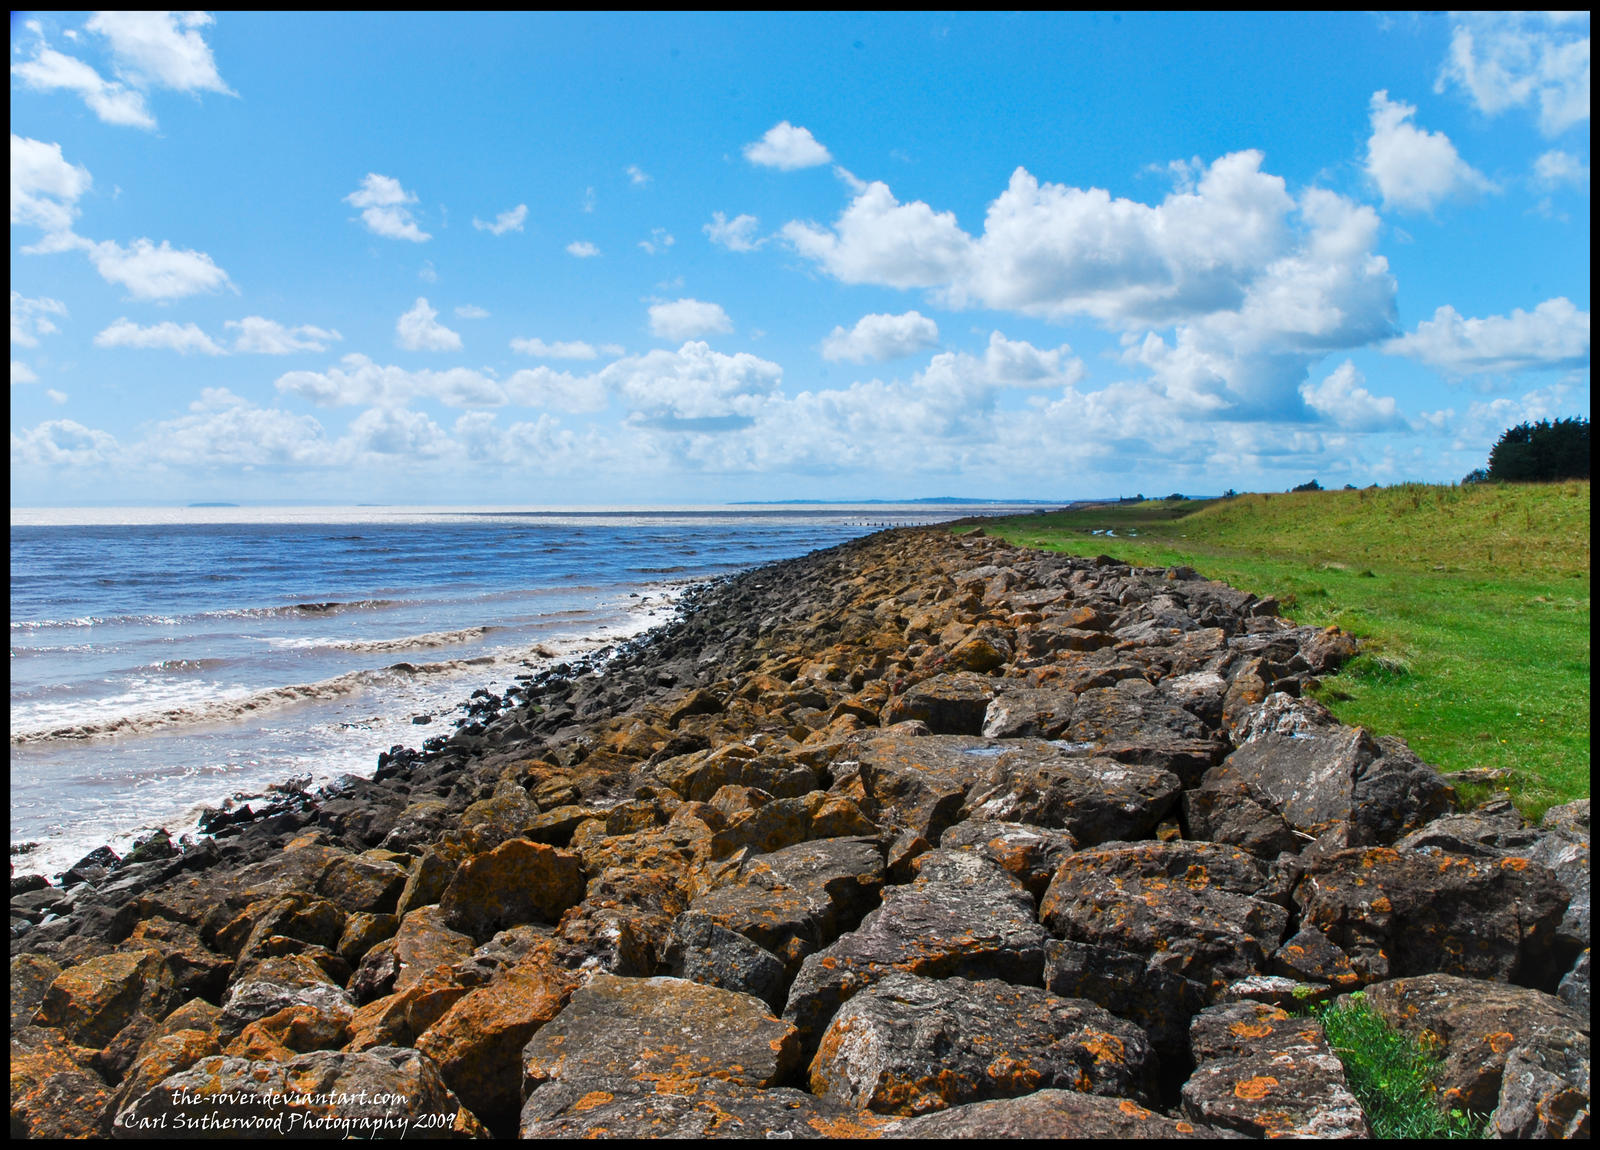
10,504,1026,877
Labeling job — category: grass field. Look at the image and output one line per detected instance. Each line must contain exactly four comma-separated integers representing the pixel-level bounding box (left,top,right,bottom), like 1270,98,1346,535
974,481,1590,821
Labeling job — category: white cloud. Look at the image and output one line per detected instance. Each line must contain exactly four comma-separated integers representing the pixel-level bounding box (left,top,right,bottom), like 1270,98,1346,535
227,316,342,354
704,212,764,252
599,342,780,423
1365,91,1495,213
277,354,503,408
94,317,225,355
472,203,527,235
744,121,833,170
345,406,452,457
504,366,608,413
649,298,732,340
46,388,67,404
638,228,675,255
345,174,431,242
626,165,651,186
1383,297,1590,376
581,186,596,213
12,361,39,385
10,43,156,129
1534,149,1591,189
455,305,490,319
10,419,121,468
1436,12,1591,136
511,337,605,360
395,298,463,351
783,180,971,289
567,241,601,258
11,292,68,347
11,135,92,235
981,332,1085,388
84,11,233,95
86,238,233,301
821,311,940,363
1299,361,1406,431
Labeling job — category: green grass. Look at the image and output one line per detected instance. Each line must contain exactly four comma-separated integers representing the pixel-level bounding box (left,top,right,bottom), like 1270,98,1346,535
1312,992,1485,1139
975,482,1591,820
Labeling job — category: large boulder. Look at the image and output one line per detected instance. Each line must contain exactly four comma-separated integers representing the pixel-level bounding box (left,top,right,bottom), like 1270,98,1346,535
809,972,1157,1115
881,1089,1232,1138
438,839,584,940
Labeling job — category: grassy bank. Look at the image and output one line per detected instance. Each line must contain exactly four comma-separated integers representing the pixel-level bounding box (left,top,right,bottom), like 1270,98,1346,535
973,482,1590,820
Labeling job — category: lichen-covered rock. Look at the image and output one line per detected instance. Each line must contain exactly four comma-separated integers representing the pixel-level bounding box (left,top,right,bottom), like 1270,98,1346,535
316,853,407,915
1490,1029,1591,1139
665,910,787,1011
1040,840,1288,997
783,850,1047,1049
1293,845,1570,984
938,820,1075,898
1223,695,1453,843
518,1076,894,1138
33,949,180,1048
961,744,1183,847
1183,764,1306,858
880,671,996,735
10,1024,117,1138
414,949,577,1131
881,1089,1234,1138
809,972,1156,1115
521,974,799,1097
1043,938,1207,1061
439,839,584,940
1359,974,1590,1114
689,835,886,971
112,1045,486,1138
1181,1002,1368,1138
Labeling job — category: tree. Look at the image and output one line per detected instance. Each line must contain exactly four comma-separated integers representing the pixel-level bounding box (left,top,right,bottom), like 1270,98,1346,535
1486,418,1590,482
1461,468,1490,485
1291,479,1323,493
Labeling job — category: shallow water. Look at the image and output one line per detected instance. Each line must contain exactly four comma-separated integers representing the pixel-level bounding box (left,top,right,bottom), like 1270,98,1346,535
10,504,1031,876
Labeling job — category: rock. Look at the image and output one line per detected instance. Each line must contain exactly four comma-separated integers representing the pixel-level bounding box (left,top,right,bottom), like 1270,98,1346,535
1491,1028,1591,1139
1064,681,1227,786
1183,764,1306,858
33,949,179,1048
1360,974,1590,1114
218,954,353,1040
665,910,787,1011
783,850,1048,1050
1180,1001,1368,1138
10,952,63,1030
519,1076,893,1138
980,687,1076,739
112,1045,485,1138
316,853,407,915
1043,938,1207,1062
1558,947,1590,1014
882,1089,1233,1138
10,1024,117,1138
880,671,996,735
439,839,585,940
1222,695,1454,843
962,743,1183,847
938,819,1076,898
1293,844,1570,984
415,949,577,1131
521,974,799,1100
1040,840,1289,998
809,972,1157,1115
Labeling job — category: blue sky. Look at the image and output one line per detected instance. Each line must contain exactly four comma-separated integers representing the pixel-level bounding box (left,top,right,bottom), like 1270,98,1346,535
10,11,1591,505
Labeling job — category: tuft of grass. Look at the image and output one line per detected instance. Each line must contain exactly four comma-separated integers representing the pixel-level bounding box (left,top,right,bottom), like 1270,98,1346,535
977,482,1591,820
1313,992,1485,1139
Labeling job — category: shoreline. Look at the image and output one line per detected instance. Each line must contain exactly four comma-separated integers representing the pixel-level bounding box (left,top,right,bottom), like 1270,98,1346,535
9,578,699,881
11,525,1588,1139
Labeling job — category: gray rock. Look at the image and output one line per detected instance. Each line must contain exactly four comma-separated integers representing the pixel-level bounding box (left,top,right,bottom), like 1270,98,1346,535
667,910,787,1012
881,1089,1237,1138
809,972,1157,1115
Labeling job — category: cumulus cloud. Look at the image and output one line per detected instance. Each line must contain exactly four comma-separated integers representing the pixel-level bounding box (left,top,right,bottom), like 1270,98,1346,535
783,180,971,290
395,298,462,352
503,366,608,413
744,121,832,170
11,135,92,236
84,238,233,300
1436,12,1591,136
821,311,940,363
1365,91,1495,213
94,317,225,355
649,299,732,341
345,174,431,242
277,353,503,409
11,42,155,129
1383,297,1590,376
1534,149,1591,189
227,316,342,354
981,332,1085,388
566,241,601,258
704,212,764,252
10,419,121,468
599,342,780,424
11,292,68,347
510,337,613,360
472,203,527,235
12,361,39,385
85,11,234,95
1298,361,1406,431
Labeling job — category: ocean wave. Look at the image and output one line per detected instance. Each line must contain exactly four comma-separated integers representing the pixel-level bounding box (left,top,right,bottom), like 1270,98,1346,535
10,598,407,632
267,625,496,653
